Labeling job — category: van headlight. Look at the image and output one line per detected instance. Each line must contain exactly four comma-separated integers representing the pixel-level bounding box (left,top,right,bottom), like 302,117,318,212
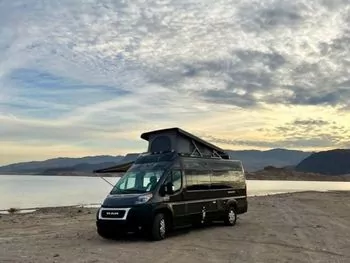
135,193,153,204
96,207,101,220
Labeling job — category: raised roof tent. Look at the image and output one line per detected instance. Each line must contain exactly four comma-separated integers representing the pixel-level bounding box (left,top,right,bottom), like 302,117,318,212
93,127,230,174
140,127,230,159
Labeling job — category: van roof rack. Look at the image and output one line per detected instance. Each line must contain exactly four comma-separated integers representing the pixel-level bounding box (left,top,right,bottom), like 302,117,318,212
178,152,223,159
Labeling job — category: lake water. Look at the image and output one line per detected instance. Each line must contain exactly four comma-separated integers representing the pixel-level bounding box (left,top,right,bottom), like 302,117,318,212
1,175,350,211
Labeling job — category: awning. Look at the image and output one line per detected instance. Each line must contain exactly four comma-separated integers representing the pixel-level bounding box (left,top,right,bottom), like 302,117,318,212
93,161,134,173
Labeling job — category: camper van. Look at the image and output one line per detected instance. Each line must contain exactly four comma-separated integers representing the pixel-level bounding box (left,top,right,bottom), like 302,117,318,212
95,128,248,241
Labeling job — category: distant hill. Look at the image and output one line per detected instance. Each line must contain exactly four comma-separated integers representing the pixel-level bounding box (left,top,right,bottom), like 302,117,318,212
246,166,350,181
41,162,120,175
0,155,125,175
0,149,311,175
41,154,142,175
295,149,350,175
226,148,312,172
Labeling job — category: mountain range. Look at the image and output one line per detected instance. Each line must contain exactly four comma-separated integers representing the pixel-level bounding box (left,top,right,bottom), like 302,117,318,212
0,149,311,175
226,148,312,172
295,149,350,175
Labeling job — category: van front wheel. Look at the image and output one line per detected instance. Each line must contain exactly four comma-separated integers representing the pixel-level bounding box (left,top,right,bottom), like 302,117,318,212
150,213,167,241
224,206,237,226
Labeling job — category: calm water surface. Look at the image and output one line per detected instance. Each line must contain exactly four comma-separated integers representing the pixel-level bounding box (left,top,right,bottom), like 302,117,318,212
1,175,350,210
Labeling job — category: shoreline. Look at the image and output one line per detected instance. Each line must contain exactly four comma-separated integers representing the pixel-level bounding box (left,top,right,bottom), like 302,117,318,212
245,175,350,181
2,172,350,181
1,190,348,214
0,203,102,214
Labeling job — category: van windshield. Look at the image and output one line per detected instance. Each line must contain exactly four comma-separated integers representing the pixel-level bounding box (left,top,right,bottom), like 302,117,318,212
110,162,169,194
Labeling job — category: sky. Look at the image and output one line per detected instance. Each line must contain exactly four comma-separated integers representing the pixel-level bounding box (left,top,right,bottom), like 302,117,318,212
1,0,350,165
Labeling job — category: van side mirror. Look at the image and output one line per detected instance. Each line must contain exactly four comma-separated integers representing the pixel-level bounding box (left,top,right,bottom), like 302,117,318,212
160,182,174,196
165,182,174,194
159,185,166,196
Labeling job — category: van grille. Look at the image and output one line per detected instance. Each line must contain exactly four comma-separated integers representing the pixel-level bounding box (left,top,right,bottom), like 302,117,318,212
101,210,126,219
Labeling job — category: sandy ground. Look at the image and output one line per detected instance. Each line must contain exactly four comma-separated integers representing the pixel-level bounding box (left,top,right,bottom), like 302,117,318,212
1,191,350,263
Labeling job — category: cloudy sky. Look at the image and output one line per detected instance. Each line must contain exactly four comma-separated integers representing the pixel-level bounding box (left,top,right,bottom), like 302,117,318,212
1,0,350,165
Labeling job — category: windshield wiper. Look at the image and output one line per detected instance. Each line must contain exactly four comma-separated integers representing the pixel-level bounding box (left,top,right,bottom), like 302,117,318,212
123,189,147,193
112,189,146,194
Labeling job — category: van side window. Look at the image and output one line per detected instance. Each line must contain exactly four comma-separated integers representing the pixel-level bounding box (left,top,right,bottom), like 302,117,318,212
172,170,182,192
211,169,245,189
185,169,211,191
164,170,182,193
211,170,232,189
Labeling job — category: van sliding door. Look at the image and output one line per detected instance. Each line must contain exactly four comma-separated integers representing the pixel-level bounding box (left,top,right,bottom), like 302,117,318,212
183,168,218,223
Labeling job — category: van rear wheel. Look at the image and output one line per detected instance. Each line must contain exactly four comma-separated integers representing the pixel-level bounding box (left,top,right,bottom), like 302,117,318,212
224,206,237,226
150,213,167,241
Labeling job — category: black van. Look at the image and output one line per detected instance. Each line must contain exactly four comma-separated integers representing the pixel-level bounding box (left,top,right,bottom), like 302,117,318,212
96,150,248,241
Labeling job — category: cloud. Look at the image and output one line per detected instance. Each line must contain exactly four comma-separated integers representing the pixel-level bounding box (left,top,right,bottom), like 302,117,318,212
202,130,349,150
202,135,339,149
196,115,350,150
274,118,348,136
1,0,350,164
2,0,350,109
238,1,303,32
291,119,330,126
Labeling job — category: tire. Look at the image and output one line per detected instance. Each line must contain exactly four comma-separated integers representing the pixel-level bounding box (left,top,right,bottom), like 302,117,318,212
150,213,167,241
224,206,237,226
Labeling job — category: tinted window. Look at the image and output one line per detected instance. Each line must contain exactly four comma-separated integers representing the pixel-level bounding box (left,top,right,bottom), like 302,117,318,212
182,158,207,170
211,169,245,189
163,170,183,193
181,158,245,190
209,160,243,171
185,169,211,190
208,159,244,188
172,170,182,192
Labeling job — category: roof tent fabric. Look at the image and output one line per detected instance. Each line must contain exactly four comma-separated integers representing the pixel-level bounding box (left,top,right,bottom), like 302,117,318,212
93,127,230,173
141,127,230,159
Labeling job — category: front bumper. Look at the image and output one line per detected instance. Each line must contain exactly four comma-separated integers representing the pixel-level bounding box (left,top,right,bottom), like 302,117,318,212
96,205,154,232
237,198,248,214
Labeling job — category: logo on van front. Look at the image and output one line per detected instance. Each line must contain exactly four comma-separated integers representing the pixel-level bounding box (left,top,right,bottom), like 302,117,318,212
106,211,119,216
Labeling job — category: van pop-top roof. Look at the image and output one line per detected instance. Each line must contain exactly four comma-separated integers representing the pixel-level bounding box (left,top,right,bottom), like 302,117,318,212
94,127,230,173
140,127,229,159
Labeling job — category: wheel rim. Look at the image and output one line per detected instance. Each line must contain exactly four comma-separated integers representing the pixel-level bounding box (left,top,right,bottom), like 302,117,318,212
159,218,166,237
228,209,236,224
